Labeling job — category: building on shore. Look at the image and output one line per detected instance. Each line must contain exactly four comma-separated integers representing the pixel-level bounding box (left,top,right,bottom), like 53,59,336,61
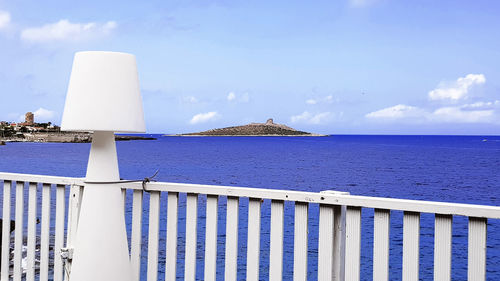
1,112,61,137
25,112,34,125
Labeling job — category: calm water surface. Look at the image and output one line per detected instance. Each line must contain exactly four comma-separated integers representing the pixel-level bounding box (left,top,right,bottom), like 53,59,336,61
0,135,499,280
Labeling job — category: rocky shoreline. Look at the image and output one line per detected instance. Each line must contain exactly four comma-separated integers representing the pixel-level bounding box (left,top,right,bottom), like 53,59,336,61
177,134,325,137
0,132,156,143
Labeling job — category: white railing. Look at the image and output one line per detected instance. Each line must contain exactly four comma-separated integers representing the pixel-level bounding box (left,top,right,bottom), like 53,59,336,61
1,172,500,281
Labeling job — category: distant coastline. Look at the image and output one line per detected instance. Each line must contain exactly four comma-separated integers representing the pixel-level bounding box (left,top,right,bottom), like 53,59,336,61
0,132,156,143
168,118,326,137
0,111,155,144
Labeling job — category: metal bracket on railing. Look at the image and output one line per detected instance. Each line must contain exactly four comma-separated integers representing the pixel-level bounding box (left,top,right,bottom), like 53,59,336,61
61,247,74,280
61,247,74,261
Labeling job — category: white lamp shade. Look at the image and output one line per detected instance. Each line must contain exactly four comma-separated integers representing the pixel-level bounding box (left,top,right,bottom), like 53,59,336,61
61,51,146,133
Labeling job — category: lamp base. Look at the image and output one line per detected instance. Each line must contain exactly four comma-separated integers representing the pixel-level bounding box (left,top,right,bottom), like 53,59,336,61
69,131,132,281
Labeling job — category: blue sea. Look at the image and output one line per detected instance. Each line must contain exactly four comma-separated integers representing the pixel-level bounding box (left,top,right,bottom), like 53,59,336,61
0,135,499,280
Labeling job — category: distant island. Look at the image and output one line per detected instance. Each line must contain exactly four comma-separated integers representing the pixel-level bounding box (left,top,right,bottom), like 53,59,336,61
172,119,326,136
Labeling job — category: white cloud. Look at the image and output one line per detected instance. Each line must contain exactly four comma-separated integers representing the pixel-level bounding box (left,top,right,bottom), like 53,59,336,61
183,96,198,104
306,95,336,105
227,92,249,103
189,111,220,124
33,108,56,122
367,74,497,125
461,100,499,111
21,19,117,43
431,107,494,123
366,103,498,124
227,92,236,101
365,104,427,119
16,108,56,123
428,74,486,101
291,111,332,125
0,10,10,29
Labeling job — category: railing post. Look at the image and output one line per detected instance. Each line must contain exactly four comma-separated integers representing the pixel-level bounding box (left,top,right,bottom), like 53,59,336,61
320,190,349,281
63,184,84,280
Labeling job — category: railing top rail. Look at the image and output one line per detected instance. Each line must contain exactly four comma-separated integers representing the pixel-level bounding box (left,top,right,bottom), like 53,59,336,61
1,172,500,219
135,182,500,219
0,172,85,186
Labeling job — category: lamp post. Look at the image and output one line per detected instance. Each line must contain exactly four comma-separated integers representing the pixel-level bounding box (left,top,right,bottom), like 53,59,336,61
61,51,145,281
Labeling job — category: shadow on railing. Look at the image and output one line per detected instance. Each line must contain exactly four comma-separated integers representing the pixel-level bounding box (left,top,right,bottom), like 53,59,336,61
1,172,499,281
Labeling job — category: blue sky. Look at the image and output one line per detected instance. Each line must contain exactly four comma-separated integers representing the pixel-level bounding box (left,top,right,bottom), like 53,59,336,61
0,0,499,134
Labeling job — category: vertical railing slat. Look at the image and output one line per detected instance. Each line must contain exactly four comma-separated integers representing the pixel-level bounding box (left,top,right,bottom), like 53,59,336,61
204,195,219,281
318,204,335,281
293,202,308,281
40,183,51,281
184,193,198,281
468,217,487,281
402,211,420,281
13,181,24,281
333,205,346,281
165,192,179,281
146,191,160,281
246,198,262,281
54,185,66,281
373,209,390,281
66,185,84,246
64,185,84,281
130,189,143,281
1,180,12,281
269,200,284,281
224,196,239,281
344,206,361,281
434,214,452,281
26,183,37,281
